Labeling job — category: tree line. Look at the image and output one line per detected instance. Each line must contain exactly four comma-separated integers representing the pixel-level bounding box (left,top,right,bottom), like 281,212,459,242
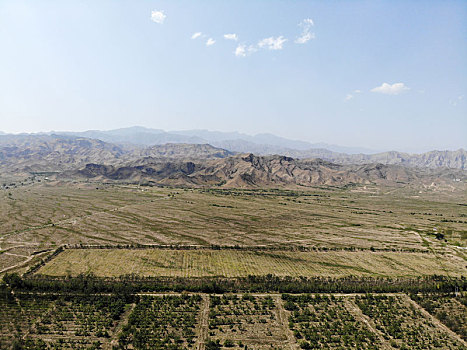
3,273,465,295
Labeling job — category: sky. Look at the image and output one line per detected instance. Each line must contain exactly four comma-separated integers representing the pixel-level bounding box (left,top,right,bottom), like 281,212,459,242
0,0,466,152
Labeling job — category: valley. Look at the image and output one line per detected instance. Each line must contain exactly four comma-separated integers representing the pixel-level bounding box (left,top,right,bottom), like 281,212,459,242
0,135,466,349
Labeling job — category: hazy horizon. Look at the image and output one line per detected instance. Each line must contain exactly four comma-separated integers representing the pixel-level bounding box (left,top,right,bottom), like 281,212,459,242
1,1,466,153
1,125,466,154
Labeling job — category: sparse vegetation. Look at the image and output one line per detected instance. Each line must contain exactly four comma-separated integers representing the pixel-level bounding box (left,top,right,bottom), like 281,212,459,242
282,294,380,349
355,294,465,349
116,295,201,349
410,293,467,340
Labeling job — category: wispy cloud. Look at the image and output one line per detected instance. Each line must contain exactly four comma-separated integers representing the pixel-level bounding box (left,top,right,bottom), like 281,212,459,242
449,95,464,106
150,10,166,24
206,38,216,46
224,33,238,41
191,32,202,39
371,82,410,95
295,18,315,44
235,36,286,57
258,36,287,50
344,89,362,102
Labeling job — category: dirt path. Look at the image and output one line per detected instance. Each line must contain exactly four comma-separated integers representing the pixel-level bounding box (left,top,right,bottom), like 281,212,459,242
0,250,50,274
343,298,392,350
0,196,170,273
404,295,467,347
107,302,136,350
196,294,210,350
4,252,29,258
275,295,300,350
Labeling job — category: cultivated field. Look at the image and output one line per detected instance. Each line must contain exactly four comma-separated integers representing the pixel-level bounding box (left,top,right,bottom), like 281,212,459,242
207,294,289,349
1,181,466,275
0,291,131,349
36,248,466,278
2,291,466,350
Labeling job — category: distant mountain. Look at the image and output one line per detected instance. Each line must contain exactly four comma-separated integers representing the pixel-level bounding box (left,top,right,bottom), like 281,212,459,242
172,130,316,151
286,149,467,170
1,134,465,188
58,127,206,146
52,127,377,154
0,132,466,177
130,143,235,162
0,135,234,176
71,154,467,188
0,134,126,175
170,129,377,154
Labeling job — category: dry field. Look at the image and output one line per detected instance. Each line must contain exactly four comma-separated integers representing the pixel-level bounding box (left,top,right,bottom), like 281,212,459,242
1,180,466,275
36,248,466,278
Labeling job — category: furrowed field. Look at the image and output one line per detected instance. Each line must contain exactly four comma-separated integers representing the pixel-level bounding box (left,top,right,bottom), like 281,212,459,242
36,248,466,278
1,181,466,275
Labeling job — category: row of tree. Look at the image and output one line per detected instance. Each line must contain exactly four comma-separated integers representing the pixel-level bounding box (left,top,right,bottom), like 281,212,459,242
3,273,466,294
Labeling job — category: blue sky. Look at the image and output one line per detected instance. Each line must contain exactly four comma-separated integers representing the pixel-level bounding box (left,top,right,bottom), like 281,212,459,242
0,0,465,152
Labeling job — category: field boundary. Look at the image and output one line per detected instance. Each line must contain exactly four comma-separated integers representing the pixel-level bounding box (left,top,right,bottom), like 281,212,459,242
406,295,467,346
63,243,433,253
7,273,466,295
22,246,65,277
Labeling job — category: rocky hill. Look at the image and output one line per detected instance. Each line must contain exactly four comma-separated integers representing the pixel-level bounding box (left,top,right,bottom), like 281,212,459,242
71,154,466,188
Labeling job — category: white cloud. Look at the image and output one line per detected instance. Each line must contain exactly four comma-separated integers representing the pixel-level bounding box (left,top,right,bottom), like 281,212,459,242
234,44,257,57
295,32,315,44
206,38,216,46
151,10,166,24
295,18,315,44
224,33,238,41
235,44,246,57
370,82,410,95
191,32,202,39
344,94,353,102
258,36,287,50
354,89,361,93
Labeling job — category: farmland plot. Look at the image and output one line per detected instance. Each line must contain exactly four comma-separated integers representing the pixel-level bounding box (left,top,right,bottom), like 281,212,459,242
282,294,381,349
36,248,467,278
207,294,289,349
410,294,467,341
116,295,202,350
0,292,130,349
355,294,466,349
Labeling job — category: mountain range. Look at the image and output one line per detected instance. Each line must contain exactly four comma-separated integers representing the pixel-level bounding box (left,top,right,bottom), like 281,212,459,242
5,126,378,154
0,129,465,188
1,127,465,168
72,153,466,188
